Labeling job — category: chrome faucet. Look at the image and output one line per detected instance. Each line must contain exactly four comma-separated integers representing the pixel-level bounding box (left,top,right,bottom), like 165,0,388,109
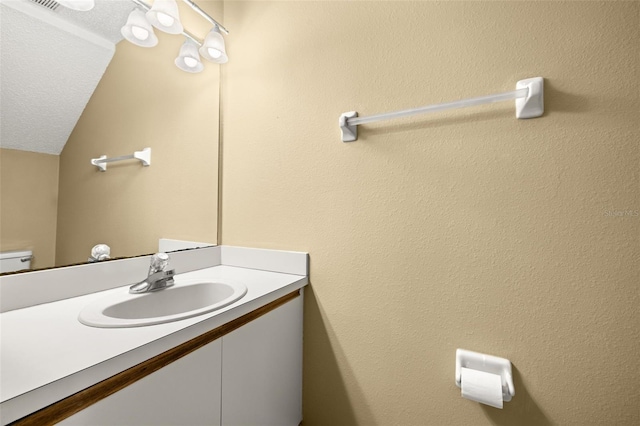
129,253,175,294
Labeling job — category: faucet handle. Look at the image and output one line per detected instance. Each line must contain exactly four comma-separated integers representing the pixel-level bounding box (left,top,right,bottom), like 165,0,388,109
149,252,170,274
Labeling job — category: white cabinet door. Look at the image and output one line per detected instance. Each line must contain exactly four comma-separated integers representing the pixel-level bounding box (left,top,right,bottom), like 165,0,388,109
61,339,222,426
221,294,303,426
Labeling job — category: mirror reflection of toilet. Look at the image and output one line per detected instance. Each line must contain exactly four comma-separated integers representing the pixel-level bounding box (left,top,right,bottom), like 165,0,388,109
0,250,33,273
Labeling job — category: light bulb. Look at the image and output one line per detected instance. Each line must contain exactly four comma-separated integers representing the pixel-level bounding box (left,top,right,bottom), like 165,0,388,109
131,26,149,41
199,27,227,63
183,57,198,68
207,48,222,59
156,12,174,27
175,39,204,73
145,0,183,34
122,9,158,47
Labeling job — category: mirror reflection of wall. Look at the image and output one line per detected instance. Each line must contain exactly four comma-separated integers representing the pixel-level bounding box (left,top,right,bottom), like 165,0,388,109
0,0,221,271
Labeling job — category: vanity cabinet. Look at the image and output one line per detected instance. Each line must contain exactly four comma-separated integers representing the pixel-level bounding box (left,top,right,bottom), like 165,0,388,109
222,289,303,425
60,340,223,426
59,293,303,426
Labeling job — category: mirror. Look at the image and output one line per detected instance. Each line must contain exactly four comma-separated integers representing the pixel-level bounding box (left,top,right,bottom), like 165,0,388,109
0,0,221,272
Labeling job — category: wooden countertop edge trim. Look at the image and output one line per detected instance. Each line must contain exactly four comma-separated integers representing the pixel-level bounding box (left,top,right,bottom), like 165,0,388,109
10,289,301,426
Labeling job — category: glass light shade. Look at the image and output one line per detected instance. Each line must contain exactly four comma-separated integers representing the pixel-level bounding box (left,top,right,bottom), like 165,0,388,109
146,0,183,34
175,40,204,73
121,9,158,48
199,27,228,64
56,0,95,11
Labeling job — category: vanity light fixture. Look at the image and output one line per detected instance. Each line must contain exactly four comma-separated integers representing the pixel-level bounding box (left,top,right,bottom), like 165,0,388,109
145,0,183,35
175,39,204,73
56,0,95,11
121,8,158,48
124,0,229,72
199,26,227,64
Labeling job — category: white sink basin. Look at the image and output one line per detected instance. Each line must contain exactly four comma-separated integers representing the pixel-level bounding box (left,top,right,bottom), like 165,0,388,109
79,279,247,328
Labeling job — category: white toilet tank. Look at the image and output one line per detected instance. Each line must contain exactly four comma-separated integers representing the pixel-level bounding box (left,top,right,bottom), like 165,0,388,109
0,250,33,273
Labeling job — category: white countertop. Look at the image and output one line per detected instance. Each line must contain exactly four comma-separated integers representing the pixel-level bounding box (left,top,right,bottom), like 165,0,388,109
0,264,307,424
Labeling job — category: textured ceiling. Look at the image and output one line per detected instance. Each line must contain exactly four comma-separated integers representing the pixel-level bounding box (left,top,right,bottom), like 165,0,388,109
0,0,133,155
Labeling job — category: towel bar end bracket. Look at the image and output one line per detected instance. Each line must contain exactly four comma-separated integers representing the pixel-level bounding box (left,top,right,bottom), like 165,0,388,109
515,77,544,119
340,111,358,143
91,155,108,172
134,147,152,167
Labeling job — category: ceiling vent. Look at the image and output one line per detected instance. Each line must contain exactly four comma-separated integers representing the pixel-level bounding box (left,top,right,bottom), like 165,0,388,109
28,0,60,12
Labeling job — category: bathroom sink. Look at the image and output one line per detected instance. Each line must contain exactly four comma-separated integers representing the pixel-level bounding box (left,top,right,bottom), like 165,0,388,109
78,279,247,328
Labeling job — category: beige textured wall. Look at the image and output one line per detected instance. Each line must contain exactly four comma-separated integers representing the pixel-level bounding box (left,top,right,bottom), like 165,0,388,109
220,2,639,425
0,149,59,269
56,1,222,265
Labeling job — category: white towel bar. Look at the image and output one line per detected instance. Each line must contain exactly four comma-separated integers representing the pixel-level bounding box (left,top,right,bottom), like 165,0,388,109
91,147,151,172
339,77,544,142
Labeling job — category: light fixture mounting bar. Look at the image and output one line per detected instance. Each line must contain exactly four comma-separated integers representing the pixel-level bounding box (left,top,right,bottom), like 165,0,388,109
181,0,229,34
131,0,151,11
130,0,227,43
182,30,201,46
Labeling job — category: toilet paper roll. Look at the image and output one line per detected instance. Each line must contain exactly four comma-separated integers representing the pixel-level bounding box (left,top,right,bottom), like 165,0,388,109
460,367,504,409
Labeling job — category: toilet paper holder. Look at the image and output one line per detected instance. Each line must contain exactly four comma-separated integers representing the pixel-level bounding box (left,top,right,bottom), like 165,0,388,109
455,348,515,402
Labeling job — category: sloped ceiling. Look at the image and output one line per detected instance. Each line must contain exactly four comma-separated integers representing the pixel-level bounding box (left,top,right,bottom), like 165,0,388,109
0,0,133,155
